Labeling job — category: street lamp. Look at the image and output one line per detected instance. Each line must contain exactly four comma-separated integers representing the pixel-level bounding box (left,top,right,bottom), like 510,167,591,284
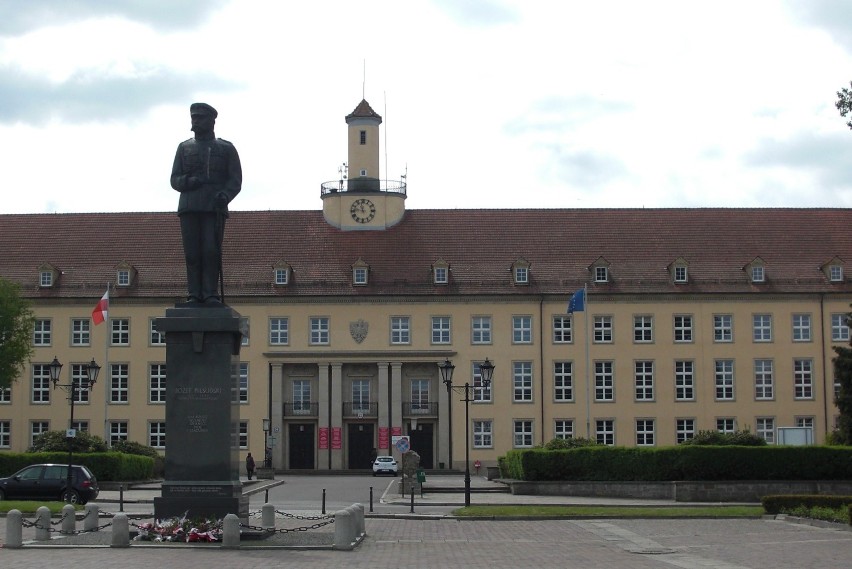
438,359,456,470
51,356,100,503
440,358,495,507
262,418,271,467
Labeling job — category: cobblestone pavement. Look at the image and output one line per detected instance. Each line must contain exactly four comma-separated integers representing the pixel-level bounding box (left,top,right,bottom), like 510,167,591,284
3,516,852,568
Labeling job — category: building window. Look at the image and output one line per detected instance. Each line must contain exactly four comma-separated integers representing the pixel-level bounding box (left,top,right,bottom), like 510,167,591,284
756,417,775,444
595,419,615,445
832,313,850,342
792,314,812,342
70,420,88,433
292,380,312,414
714,360,734,400
237,421,248,449
634,361,654,401
31,421,49,446
149,364,166,403
117,269,130,286
676,418,695,444
716,418,736,434
796,416,814,430
513,420,533,448
110,364,129,403
149,319,165,346
473,420,493,448
391,316,411,345
149,422,166,448
830,265,843,282
433,266,448,284
32,364,51,403
753,314,772,342
751,265,765,283
635,419,655,446
39,270,54,287
593,315,613,343
410,379,430,412
514,266,529,284
71,319,90,346
359,130,366,144
70,364,90,403
555,419,574,439
0,421,10,448
310,317,330,345
431,316,451,344
674,360,694,401
713,314,733,342
353,266,368,285
472,316,492,344
594,361,614,401
236,362,249,404
352,380,370,413
473,361,492,402
269,317,289,345
754,359,774,400
553,316,573,343
633,315,653,343
33,319,51,346
111,318,130,346
0,386,10,403
794,358,813,399
513,361,533,402
674,315,693,342
109,421,128,445
674,266,688,283
553,361,573,402
595,266,608,282
512,316,532,344
274,267,289,285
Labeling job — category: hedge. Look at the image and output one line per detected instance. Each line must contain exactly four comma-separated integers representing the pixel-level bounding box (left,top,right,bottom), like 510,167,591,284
762,494,852,514
501,446,852,481
0,452,154,481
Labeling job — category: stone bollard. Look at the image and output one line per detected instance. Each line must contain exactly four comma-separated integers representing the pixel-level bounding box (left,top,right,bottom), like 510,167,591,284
111,513,129,548
35,506,51,541
353,503,365,536
262,503,275,530
5,509,23,548
61,504,76,535
223,513,240,548
84,503,99,532
333,509,355,550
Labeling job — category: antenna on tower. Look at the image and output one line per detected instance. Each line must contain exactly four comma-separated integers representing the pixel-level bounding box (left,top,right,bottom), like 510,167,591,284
362,59,366,100
384,91,388,187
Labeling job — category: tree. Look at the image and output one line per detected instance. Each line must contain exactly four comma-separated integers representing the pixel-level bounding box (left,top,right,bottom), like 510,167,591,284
0,277,35,388
28,430,109,453
832,342,852,445
837,82,852,130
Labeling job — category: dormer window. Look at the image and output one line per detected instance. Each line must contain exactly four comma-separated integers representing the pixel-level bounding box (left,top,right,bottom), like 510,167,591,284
273,261,291,286
745,257,766,284
595,266,608,283
352,259,369,286
432,259,450,285
38,264,58,288
674,266,688,283
669,257,689,284
117,270,130,286
821,257,845,283
511,258,531,285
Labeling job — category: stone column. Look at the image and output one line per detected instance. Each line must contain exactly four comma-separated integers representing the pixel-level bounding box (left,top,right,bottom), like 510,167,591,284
317,362,330,470
330,362,344,469
377,362,389,454
271,363,284,469
390,362,403,462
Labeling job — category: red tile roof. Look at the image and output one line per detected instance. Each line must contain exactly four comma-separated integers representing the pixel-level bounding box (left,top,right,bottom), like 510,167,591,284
1,208,851,302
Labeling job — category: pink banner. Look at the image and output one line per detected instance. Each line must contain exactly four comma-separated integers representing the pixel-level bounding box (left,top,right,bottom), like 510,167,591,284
318,427,329,449
331,427,342,450
378,427,389,449
391,426,402,437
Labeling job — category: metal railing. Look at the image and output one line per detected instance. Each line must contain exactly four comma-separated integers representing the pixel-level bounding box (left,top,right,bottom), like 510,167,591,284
283,402,319,417
320,179,407,196
342,402,378,417
402,402,438,416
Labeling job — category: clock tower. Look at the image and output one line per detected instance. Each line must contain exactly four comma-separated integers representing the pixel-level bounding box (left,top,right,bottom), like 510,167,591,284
321,99,407,230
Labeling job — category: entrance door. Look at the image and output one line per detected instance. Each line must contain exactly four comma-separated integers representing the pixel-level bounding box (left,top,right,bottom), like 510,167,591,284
347,423,375,469
288,424,315,469
409,423,434,469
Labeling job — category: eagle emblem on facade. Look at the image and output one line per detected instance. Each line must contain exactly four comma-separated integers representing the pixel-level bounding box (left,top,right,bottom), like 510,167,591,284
350,319,369,343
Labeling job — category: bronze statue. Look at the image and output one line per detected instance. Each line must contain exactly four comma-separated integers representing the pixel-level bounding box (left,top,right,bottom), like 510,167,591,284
170,103,242,305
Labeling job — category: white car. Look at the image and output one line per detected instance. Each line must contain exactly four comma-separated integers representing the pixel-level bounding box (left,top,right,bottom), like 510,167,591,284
372,456,398,476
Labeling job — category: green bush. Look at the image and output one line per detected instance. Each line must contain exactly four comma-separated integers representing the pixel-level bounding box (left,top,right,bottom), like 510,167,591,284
111,440,164,477
762,495,852,524
0,452,153,481
541,437,599,450
28,430,109,453
679,429,767,446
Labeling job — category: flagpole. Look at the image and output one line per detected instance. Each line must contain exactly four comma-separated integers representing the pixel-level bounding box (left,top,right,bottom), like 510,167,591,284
102,284,110,443
584,283,591,438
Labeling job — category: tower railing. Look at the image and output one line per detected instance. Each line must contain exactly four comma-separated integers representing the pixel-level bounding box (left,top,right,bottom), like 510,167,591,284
320,179,407,196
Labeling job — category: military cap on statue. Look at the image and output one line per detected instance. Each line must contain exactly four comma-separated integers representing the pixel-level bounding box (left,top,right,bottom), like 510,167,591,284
190,102,218,118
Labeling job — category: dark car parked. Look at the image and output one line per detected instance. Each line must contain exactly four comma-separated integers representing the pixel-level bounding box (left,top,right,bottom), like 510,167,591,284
0,463,99,504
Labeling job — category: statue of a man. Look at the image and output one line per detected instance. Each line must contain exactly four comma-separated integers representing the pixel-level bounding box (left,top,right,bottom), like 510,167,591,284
170,103,242,305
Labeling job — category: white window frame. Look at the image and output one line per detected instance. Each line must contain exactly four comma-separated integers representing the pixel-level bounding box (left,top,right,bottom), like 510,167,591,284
754,359,774,400
832,313,850,342
472,316,492,344
794,358,813,400
716,417,736,434
310,317,330,345
473,420,493,448
269,317,289,345
830,265,843,282
634,360,654,401
33,319,51,346
792,314,811,342
109,421,128,445
149,318,165,346
237,362,249,404
117,269,131,286
433,266,448,284
149,421,166,448
752,265,765,283
353,267,368,285
593,315,613,343
274,267,289,285
595,266,608,283
673,315,693,343
675,360,694,401
753,314,772,342
676,418,695,444
111,318,130,346
713,314,733,342
431,316,451,345
513,420,534,448
553,316,573,344
714,359,735,401
110,363,129,404
514,266,529,284
633,315,653,343
71,318,91,346
513,361,533,402
553,361,573,402
756,417,775,444
391,316,411,345
149,363,167,403
635,419,655,446
595,419,615,445
594,361,614,402
70,364,90,404
39,270,53,287
32,364,51,403
31,421,49,446
512,316,533,344
674,265,688,283
555,419,574,440
0,420,10,448
473,362,492,402
0,386,10,404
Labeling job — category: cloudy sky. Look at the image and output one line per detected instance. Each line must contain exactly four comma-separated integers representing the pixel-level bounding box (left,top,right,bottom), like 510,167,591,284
3,0,852,215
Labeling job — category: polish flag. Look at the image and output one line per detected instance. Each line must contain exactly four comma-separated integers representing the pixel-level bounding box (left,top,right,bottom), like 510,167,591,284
92,289,109,325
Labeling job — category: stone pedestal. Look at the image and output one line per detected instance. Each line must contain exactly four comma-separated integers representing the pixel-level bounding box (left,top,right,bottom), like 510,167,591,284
153,306,249,521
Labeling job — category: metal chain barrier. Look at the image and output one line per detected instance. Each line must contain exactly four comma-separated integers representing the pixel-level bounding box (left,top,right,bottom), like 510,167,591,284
274,509,334,521
240,518,335,534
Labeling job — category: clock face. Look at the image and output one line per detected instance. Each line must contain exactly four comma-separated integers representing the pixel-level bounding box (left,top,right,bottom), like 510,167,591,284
350,199,376,223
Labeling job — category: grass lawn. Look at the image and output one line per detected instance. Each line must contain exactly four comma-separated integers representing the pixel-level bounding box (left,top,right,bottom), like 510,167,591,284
0,501,83,515
453,505,765,518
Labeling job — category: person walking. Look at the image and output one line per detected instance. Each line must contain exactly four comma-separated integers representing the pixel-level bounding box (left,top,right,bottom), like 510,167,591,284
245,452,256,480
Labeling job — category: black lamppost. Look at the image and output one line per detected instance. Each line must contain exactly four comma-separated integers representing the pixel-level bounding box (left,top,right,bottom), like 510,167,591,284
440,358,495,507
50,356,101,503
262,418,271,467
438,359,456,470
